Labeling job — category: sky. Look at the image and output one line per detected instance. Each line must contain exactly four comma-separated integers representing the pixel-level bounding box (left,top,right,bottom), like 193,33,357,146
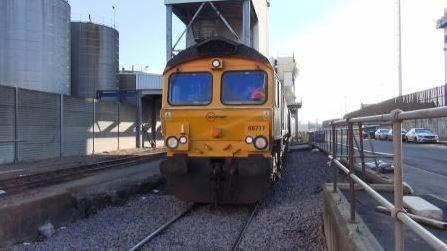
70,0,447,122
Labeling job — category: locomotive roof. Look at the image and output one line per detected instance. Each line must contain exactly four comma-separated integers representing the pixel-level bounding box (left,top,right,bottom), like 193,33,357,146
164,37,271,72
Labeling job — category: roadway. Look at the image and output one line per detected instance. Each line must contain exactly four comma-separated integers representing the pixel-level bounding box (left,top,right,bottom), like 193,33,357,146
362,139,447,200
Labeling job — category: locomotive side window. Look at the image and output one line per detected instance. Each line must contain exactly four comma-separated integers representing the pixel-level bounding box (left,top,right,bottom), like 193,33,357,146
221,71,266,105
169,72,212,105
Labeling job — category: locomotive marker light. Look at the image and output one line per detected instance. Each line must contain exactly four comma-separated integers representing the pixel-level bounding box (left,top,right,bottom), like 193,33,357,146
245,136,254,144
166,136,179,149
179,136,188,144
211,58,223,69
254,136,268,150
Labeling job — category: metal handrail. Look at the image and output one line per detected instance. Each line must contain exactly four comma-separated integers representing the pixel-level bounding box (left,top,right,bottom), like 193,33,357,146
329,156,395,210
318,107,447,251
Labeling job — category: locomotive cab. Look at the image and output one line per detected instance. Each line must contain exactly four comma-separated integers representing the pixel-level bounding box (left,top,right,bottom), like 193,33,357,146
160,38,289,204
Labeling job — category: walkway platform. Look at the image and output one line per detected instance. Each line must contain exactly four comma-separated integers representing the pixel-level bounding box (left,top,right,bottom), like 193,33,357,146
324,183,447,251
0,148,165,247
0,148,164,181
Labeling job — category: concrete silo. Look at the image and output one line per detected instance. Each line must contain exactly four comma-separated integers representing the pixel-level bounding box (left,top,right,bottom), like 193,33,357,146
71,22,119,98
0,0,71,95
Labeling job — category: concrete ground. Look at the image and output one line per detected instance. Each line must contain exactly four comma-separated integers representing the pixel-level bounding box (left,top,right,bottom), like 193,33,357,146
361,140,447,200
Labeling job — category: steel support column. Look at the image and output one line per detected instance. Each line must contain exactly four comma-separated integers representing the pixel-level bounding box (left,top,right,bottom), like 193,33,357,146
136,91,143,148
295,109,299,142
14,87,18,162
358,123,366,180
60,94,64,157
348,123,356,222
242,0,251,46
331,124,337,192
151,97,157,148
166,4,173,61
92,100,96,154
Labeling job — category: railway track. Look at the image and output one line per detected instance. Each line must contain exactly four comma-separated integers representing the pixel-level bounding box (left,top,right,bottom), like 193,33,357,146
128,202,261,251
0,152,166,195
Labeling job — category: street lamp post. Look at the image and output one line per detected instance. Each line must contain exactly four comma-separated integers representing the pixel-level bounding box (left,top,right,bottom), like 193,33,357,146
112,6,116,28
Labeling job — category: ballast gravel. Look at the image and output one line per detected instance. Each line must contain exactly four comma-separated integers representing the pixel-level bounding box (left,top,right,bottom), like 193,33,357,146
12,149,331,250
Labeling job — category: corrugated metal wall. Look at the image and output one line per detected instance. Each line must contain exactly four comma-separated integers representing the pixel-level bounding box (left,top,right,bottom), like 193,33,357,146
136,74,162,90
0,86,16,164
94,102,119,153
119,103,137,149
63,96,94,156
0,85,142,164
17,89,60,161
118,74,136,90
118,73,162,90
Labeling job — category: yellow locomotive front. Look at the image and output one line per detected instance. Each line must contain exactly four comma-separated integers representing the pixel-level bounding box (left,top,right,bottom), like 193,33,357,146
160,38,288,204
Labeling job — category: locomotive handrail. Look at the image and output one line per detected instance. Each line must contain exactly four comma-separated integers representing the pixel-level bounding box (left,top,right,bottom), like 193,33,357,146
314,107,447,251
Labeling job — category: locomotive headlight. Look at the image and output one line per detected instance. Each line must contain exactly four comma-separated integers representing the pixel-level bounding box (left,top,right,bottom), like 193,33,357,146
254,136,268,150
245,136,253,144
166,136,179,149
210,58,223,69
179,136,188,144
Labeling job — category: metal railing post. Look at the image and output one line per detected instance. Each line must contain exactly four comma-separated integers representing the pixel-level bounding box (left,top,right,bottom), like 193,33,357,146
348,122,356,222
92,99,96,154
331,124,337,192
340,128,344,156
358,123,366,180
60,94,64,157
392,110,404,251
329,128,332,153
14,87,18,162
346,128,349,161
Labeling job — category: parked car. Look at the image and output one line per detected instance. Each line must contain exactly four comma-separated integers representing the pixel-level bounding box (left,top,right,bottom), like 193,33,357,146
375,128,390,140
405,128,439,143
362,125,380,139
386,129,408,141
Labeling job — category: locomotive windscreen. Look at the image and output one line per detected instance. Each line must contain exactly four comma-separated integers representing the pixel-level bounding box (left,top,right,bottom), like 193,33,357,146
169,72,212,105
221,71,266,105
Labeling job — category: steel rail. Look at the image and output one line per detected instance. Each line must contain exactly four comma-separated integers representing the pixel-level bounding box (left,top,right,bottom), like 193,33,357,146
128,204,197,251
231,202,261,251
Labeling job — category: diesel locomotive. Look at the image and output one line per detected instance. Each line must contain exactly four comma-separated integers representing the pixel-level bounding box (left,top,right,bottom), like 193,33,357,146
160,38,291,204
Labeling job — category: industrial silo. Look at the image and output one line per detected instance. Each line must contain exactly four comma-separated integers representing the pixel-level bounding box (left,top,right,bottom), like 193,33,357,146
71,22,119,98
0,0,71,95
